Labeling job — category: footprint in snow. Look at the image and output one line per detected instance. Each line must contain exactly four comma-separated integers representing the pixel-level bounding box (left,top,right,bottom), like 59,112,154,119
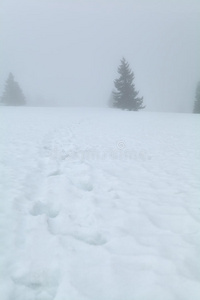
30,201,60,218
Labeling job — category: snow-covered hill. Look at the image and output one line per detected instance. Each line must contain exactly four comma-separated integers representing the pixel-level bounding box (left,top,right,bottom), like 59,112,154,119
0,107,200,300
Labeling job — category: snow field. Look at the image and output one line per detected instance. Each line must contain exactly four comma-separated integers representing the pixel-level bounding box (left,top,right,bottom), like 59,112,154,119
0,107,200,300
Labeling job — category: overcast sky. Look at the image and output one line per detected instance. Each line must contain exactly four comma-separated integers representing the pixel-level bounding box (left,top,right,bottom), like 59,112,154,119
1,0,200,112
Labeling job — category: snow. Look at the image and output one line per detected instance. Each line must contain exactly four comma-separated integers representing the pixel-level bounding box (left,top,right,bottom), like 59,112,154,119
0,107,200,300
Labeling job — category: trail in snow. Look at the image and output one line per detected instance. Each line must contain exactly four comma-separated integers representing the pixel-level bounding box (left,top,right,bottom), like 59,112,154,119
0,107,200,300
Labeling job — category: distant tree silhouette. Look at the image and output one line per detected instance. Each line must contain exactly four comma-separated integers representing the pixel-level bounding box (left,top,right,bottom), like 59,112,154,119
1,73,26,106
112,58,145,111
108,91,115,108
193,81,200,113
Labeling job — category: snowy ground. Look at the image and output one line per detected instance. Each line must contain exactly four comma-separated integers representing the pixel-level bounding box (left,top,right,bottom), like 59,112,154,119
0,107,200,300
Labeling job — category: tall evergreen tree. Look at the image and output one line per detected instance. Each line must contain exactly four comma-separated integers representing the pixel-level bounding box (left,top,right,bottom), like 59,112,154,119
193,81,200,113
112,58,145,111
1,73,26,106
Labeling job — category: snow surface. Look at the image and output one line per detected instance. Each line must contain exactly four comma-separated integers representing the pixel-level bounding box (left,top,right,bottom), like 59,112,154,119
0,107,200,300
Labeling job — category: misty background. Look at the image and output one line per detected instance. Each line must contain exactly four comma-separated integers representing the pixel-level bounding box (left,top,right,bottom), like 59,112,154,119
0,0,200,112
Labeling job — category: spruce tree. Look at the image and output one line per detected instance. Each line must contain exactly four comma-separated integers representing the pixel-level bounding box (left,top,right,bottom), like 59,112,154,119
112,58,145,111
193,81,200,113
1,73,26,106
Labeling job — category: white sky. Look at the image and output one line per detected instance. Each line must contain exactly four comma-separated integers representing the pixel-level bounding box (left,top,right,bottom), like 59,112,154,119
1,0,200,111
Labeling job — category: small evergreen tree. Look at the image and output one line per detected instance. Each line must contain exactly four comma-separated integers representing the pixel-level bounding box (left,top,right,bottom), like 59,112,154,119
112,58,145,111
1,73,26,106
108,91,114,108
193,81,200,113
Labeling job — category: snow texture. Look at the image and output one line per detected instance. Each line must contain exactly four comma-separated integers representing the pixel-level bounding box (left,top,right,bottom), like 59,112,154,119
0,107,200,300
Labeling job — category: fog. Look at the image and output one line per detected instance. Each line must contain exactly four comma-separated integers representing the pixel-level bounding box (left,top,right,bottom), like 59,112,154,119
1,0,200,112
